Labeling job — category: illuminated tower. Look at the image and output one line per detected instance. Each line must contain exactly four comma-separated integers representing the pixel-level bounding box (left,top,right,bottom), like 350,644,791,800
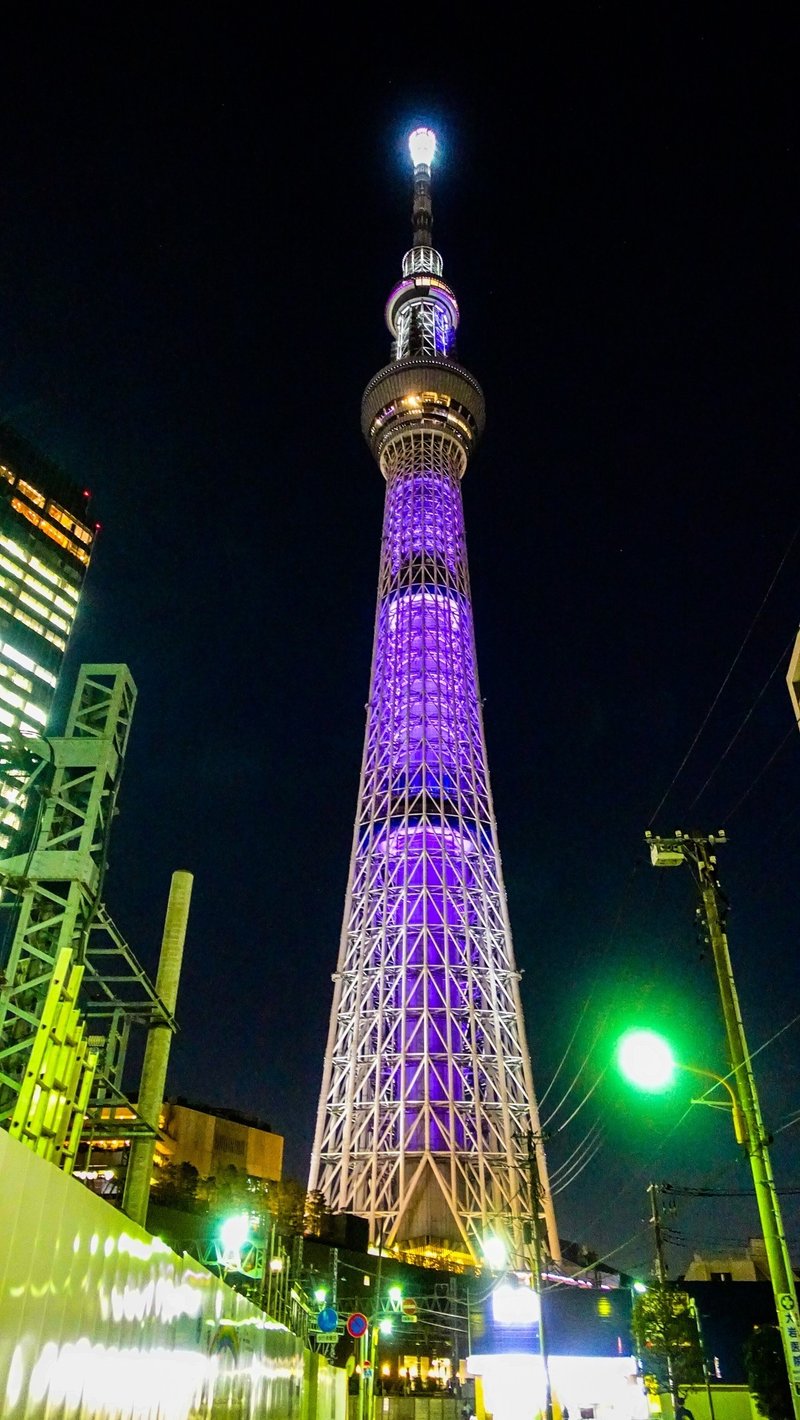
309,129,559,1268
0,423,96,847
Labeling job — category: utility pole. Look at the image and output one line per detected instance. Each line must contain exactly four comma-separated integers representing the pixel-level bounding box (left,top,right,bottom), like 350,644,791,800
647,1182,669,1282
526,1128,554,1420
647,1181,678,1413
646,829,800,1418
688,1295,717,1420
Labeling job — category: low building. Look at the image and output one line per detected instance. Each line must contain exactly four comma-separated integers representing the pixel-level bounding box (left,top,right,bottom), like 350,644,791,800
160,1098,283,1183
75,1096,284,1201
683,1239,773,1284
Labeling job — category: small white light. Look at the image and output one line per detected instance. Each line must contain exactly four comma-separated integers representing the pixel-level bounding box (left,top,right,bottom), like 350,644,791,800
482,1235,507,1269
409,127,436,169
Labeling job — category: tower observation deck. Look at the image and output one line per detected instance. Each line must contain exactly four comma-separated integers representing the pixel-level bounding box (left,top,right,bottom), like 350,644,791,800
308,128,559,1270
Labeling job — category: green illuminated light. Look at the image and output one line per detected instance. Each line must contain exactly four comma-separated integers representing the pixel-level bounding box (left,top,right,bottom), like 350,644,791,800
617,1029,676,1092
219,1213,250,1252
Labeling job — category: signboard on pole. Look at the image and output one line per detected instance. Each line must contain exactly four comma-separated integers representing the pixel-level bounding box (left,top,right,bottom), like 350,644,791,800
777,1293,800,1396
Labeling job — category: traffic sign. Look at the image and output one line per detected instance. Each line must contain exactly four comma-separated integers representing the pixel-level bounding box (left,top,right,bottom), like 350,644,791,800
317,1306,338,1333
401,1297,417,1321
346,1311,368,1338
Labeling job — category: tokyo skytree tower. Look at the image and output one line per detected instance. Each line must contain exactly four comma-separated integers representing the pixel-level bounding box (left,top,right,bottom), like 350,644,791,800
309,128,559,1270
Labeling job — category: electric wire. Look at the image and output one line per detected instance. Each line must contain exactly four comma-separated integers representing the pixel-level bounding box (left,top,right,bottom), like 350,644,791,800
551,1135,607,1197
541,1045,607,1132
687,630,799,813
548,1119,605,1184
537,994,594,1111
721,722,798,822
549,1062,609,1135
647,519,800,828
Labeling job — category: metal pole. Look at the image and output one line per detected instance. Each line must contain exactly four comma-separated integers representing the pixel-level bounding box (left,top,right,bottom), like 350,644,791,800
365,1231,384,1420
646,830,800,1417
527,1129,554,1420
688,1295,716,1420
647,1182,677,1411
695,837,800,1418
647,1182,668,1282
122,870,193,1225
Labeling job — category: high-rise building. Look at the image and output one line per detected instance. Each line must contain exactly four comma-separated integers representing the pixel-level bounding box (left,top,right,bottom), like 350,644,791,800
0,422,96,847
309,129,559,1269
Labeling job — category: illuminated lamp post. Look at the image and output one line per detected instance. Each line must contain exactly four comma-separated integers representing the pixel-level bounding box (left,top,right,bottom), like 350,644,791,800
616,1029,746,1144
217,1211,251,1284
617,1027,800,1416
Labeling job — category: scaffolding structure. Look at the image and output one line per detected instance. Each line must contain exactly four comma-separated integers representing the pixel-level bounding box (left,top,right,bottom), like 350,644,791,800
0,664,175,1164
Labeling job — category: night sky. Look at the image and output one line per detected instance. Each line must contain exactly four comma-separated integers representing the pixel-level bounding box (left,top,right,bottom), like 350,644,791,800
2,12,798,1280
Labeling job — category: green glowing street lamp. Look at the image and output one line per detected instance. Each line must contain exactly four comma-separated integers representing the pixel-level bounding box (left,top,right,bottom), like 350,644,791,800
219,1211,250,1254
217,1211,251,1275
616,1028,676,1093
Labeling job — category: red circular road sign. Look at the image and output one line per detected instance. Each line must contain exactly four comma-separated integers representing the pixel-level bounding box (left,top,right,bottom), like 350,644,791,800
347,1312,368,1338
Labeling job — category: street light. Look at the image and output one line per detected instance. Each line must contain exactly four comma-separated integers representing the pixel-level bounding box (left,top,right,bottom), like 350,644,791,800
217,1211,251,1272
482,1234,507,1270
616,1028,746,1141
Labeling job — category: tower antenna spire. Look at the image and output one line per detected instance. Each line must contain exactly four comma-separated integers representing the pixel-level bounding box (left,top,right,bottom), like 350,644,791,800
408,126,436,248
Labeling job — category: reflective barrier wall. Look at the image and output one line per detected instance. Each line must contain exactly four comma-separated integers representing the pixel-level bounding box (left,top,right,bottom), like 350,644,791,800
0,1130,346,1419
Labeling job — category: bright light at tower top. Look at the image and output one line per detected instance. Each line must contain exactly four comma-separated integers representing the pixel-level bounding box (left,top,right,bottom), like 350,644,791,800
409,127,436,168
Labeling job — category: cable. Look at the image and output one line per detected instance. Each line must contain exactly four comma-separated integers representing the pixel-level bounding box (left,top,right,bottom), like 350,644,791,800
687,631,799,812
721,723,798,821
648,520,800,828
549,1119,604,1185
551,1136,607,1197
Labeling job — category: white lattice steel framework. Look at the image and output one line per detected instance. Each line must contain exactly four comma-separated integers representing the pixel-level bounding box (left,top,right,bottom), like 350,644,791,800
308,130,559,1269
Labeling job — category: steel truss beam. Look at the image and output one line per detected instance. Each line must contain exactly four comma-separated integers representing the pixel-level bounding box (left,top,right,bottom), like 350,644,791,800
0,664,173,1151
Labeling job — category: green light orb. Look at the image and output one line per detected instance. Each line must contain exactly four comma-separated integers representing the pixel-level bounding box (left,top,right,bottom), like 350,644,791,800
617,1029,676,1092
219,1212,250,1252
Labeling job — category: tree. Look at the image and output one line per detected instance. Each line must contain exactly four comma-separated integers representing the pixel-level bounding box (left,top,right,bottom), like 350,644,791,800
265,1177,306,1237
632,1285,704,1399
150,1160,201,1210
744,1326,792,1420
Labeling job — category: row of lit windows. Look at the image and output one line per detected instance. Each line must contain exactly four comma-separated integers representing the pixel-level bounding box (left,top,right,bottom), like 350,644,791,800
0,534,80,601
0,662,33,695
1,464,93,546
0,640,57,688
0,682,46,725
11,498,91,566
0,595,67,653
0,553,76,622
0,574,72,636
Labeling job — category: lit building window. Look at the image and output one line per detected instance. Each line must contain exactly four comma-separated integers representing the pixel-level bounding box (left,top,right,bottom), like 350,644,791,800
16,479,46,509
10,499,91,566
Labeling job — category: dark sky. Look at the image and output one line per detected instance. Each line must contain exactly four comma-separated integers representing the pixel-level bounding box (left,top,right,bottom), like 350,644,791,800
2,11,798,1280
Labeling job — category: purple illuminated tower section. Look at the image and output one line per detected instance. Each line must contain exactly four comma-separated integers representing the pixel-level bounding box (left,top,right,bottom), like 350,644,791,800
308,128,559,1269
